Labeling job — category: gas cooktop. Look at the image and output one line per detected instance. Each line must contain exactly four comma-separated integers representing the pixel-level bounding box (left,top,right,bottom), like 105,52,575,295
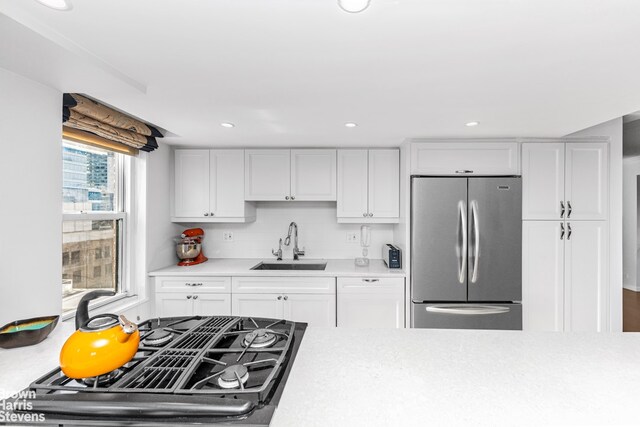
3,316,306,426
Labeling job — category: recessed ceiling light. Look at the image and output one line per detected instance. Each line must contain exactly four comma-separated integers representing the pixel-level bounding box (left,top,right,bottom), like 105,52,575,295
338,0,371,13
220,123,235,128
465,121,480,127
35,0,72,11
345,122,358,128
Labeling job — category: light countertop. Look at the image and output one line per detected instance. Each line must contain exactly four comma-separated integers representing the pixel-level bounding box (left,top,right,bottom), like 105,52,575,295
148,258,405,278
272,328,640,427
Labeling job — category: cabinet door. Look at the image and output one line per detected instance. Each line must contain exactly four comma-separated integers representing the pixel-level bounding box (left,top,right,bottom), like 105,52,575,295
564,221,609,332
283,294,336,327
368,149,399,219
337,149,368,219
410,142,520,175
337,278,405,328
231,293,283,319
210,150,246,217
522,143,565,220
174,149,210,217
244,150,290,201
291,149,336,201
522,221,564,332
565,143,608,220
155,293,193,317
193,294,232,316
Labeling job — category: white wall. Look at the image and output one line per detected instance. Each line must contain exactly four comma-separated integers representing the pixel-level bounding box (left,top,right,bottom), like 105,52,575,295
0,68,62,325
622,157,640,291
568,118,623,332
198,202,395,260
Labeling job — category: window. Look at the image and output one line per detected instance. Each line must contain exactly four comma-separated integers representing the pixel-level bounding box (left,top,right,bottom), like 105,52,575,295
62,140,127,314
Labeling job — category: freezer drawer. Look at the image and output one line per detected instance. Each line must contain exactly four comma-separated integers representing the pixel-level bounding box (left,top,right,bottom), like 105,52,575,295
412,303,522,330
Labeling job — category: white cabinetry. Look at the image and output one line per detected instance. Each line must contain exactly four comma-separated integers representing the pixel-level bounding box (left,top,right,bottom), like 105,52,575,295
522,140,609,332
337,277,405,328
337,149,399,223
231,277,336,327
522,142,608,220
410,141,520,175
154,276,232,317
245,149,336,201
173,150,255,222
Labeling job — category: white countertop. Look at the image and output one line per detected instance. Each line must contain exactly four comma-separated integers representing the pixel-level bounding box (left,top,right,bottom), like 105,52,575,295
272,328,640,427
148,258,405,278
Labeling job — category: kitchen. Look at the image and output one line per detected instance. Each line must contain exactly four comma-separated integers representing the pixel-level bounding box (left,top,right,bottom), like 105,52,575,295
0,0,638,425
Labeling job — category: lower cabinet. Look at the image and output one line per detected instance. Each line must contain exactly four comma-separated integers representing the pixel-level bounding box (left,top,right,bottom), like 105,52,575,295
231,277,336,327
337,277,405,328
154,276,232,317
523,221,609,332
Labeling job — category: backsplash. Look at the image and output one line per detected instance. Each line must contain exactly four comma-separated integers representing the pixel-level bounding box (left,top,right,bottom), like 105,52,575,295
198,202,395,259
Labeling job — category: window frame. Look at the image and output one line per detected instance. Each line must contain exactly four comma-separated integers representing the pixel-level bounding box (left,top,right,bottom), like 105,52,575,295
61,142,133,318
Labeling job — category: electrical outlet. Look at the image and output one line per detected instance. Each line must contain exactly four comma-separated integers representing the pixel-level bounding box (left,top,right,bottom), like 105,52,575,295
223,231,234,242
346,232,358,243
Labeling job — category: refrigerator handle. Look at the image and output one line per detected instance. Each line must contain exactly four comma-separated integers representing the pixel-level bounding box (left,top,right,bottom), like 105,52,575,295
457,200,467,284
426,305,510,315
470,200,480,283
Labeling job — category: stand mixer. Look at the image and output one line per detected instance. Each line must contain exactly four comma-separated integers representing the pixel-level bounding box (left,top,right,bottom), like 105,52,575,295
175,228,208,266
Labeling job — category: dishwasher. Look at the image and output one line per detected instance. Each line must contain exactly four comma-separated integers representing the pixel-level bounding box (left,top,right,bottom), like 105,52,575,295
336,277,405,328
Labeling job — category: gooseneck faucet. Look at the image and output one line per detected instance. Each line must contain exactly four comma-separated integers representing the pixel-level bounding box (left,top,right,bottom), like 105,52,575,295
284,222,305,260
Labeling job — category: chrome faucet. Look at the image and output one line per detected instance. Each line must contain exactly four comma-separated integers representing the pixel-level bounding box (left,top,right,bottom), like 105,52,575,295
272,238,283,261
284,222,305,260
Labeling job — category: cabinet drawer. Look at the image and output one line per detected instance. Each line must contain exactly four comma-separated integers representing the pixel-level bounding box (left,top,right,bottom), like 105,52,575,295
337,277,404,293
155,276,231,293
410,141,520,175
232,277,336,294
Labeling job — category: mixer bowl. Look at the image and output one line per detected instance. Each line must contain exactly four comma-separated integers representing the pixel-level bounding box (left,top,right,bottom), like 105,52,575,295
176,243,202,260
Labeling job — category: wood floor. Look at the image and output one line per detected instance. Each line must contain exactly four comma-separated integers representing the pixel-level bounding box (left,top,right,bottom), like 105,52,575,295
623,289,640,331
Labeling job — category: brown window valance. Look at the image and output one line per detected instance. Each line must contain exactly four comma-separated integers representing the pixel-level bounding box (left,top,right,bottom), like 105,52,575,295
63,94,162,154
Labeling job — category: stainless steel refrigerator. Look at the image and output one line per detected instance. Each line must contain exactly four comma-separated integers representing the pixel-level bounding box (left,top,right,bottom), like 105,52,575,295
411,176,522,330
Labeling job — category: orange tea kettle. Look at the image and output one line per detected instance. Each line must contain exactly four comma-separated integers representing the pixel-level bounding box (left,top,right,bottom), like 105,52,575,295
59,290,140,379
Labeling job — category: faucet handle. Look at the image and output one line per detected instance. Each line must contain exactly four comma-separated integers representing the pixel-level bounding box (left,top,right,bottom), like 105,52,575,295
297,247,306,256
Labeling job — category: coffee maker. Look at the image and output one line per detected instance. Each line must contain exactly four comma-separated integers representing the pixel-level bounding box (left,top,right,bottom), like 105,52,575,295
175,228,208,266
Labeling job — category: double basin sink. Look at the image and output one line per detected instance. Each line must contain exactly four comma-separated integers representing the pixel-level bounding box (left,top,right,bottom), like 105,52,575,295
251,261,327,271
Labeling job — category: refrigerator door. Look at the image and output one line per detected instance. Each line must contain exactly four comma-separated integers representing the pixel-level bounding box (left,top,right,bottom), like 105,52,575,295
411,177,468,302
412,303,522,330
467,177,522,302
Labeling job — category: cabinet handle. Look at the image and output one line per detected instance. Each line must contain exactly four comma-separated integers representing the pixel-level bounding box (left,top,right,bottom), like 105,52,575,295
363,213,367,217
560,201,565,218
277,295,283,300
455,170,473,174
567,201,572,218
284,295,288,300
187,295,192,299
560,223,565,240
210,212,215,216
285,196,290,200
193,295,199,300
369,213,373,217
363,279,379,282
204,213,209,217
185,283,191,287
567,223,572,240
291,196,295,200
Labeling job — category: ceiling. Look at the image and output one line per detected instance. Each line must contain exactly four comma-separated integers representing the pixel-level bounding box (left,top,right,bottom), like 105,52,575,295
2,0,640,147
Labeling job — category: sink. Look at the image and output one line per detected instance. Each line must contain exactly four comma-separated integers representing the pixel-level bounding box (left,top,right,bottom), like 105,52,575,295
251,262,327,271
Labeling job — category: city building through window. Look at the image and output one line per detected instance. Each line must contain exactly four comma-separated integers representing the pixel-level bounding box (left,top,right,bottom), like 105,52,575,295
62,140,126,313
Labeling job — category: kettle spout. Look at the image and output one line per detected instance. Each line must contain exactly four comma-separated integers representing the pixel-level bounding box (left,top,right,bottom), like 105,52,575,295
75,290,116,329
116,315,138,343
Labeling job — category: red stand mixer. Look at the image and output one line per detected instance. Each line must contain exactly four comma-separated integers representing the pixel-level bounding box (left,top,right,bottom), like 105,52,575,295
175,228,208,266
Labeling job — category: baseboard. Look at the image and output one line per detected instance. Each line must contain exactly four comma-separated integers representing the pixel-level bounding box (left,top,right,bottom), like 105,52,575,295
623,284,640,292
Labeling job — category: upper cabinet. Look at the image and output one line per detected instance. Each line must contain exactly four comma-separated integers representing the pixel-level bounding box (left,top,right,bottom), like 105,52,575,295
410,141,520,175
522,142,608,220
245,149,337,201
173,149,256,223
337,149,399,223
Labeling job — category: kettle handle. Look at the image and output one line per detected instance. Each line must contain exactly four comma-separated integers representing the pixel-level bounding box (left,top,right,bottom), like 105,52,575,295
75,290,116,329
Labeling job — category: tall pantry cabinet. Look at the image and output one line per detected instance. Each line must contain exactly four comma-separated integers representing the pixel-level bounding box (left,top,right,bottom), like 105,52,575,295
522,141,609,332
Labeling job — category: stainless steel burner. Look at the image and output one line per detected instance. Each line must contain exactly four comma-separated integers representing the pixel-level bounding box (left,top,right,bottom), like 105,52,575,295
242,328,277,348
217,364,249,389
81,369,122,387
142,328,173,347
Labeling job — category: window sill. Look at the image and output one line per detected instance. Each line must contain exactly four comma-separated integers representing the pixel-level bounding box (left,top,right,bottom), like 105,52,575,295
61,294,148,323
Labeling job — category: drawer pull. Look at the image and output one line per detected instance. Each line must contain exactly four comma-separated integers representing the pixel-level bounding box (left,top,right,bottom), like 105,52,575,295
362,279,379,283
